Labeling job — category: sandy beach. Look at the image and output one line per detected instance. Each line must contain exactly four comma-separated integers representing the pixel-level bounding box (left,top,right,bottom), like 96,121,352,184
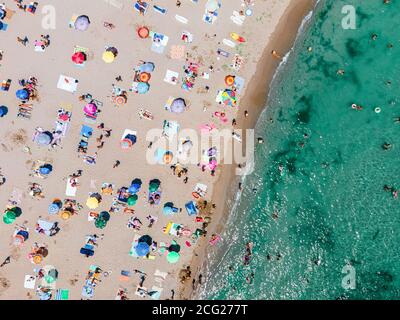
0,0,314,300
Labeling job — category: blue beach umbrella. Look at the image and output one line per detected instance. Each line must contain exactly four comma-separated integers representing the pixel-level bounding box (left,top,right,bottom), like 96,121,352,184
37,132,52,146
48,203,60,215
137,82,150,94
135,242,150,257
74,15,90,31
16,89,29,100
139,62,155,73
0,106,8,117
170,98,186,113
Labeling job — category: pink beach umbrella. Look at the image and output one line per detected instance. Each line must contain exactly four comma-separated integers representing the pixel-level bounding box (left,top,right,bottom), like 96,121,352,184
84,103,97,115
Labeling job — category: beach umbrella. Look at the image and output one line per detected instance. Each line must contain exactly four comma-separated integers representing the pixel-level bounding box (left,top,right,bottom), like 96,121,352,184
99,211,110,221
3,211,16,224
45,268,58,283
16,89,29,100
139,62,155,73
0,8,6,19
135,242,150,257
95,218,107,229
74,15,90,31
39,164,53,175
48,203,60,215
127,194,138,206
138,234,152,245
167,251,180,264
163,205,173,215
37,132,52,146
137,82,150,94
86,197,99,209
149,179,160,192
128,179,142,194
10,206,22,217
139,72,151,83
221,89,237,107
170,98,186,113
60,211,71,220
83,103,97,115
102,51,115,63
114,94,127,105
138,26,150,39
72,51,87,64
206,0,219,12
0,106,8,117
225,75,235,86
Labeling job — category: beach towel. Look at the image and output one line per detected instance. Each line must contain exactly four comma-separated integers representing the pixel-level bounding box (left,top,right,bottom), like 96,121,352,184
55,289,69,300
65,178,78,197
0,22,8,31
24,275,36,289
164,70,179,85
162,120,179,140
57,75,78,93
231,11,246,26
104,0,124,9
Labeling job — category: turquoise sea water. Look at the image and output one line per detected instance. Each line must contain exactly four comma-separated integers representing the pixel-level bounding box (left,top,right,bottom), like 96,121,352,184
201,0,400,300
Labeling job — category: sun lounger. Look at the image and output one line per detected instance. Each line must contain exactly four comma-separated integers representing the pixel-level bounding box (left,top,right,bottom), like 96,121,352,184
175,15,188,24
153,5,167,15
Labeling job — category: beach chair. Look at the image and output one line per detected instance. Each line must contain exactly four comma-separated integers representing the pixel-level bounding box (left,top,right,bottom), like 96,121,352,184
134,1,148,15
1,79,11,91
153,5,167,15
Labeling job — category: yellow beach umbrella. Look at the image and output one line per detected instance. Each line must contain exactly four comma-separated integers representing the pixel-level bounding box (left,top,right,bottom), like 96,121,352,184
86,197,99,209
102,51,115,63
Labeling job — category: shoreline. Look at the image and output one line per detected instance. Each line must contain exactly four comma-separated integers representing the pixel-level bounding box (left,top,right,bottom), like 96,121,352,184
179,0,318,300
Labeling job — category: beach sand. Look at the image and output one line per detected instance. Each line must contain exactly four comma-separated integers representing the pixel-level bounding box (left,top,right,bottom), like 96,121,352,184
0,0,313,300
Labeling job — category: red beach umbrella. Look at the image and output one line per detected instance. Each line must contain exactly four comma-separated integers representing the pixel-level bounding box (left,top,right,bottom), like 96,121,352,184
72,52,86,64
138,26,150,39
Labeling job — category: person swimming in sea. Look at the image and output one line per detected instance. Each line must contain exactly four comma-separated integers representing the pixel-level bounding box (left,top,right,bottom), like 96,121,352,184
382,142,392,150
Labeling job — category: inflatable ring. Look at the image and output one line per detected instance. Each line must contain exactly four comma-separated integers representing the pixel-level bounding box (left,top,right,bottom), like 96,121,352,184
114,95,127,105
139,72,151,83
225,75,235,86
192,192,200,199
374,107,381,113
138,26,150,39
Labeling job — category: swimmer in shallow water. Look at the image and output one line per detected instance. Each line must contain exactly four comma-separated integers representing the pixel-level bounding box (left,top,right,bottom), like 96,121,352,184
382,143,392,150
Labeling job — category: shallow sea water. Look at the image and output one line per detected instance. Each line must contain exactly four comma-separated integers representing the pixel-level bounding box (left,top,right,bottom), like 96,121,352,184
201,0,400,300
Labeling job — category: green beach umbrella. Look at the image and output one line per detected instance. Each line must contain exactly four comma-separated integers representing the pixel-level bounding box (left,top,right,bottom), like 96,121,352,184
167,251,180,264
127,194,138,206
95,218,107,229
149,180,160,193
45,269,58,284
3,211,16,224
